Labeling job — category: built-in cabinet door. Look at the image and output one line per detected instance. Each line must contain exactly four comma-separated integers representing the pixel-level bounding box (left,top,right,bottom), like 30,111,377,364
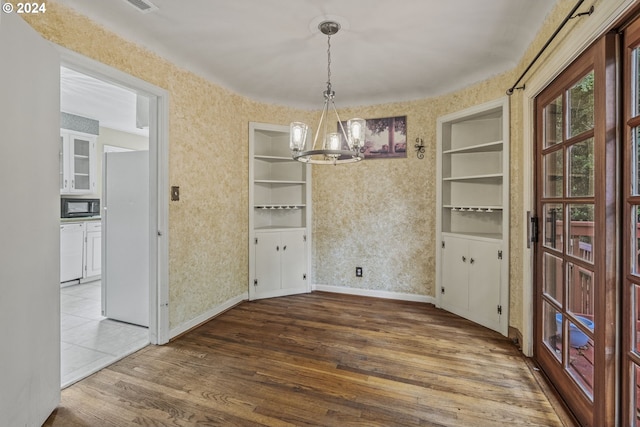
280,230,306,290
252,229,307,300
441,235,502,331
441,236,469,313
467,239,501,329
254,231,282,293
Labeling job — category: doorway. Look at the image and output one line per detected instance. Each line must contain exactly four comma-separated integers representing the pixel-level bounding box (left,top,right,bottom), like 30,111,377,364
59,66,152,387
57,51,170,385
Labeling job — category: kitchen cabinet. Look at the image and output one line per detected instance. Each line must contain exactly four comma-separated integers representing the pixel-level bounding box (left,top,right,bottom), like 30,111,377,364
436,97,509,336
84,221,102,279
60,220,102,285
60,130,97,194
249,122,311,300
60,223,84,283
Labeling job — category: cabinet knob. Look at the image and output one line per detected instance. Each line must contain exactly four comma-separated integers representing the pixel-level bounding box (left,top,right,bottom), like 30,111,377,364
283,245,287,251
462,256,466,262
276,245,279,251
470,258,475,264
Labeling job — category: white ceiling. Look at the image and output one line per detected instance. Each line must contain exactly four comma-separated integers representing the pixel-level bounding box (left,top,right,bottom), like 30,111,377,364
56,0,557,110
61,66,149,136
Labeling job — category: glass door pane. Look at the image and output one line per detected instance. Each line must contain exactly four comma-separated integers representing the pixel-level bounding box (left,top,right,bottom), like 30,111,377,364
625,29,640,426
535,35,616,425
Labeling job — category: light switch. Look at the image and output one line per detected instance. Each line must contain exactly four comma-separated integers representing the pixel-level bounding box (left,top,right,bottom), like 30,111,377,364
171,186,180,201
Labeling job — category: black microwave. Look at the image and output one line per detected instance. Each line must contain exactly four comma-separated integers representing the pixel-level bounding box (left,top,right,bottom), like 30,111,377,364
61,198,100,218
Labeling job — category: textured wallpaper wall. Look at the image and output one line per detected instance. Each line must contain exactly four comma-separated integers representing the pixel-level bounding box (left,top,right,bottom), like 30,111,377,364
22,2,305,330
21,0,599,337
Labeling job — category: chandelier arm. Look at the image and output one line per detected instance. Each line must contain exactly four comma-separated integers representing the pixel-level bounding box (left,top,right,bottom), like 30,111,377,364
312,98,330,150
332,100,351,148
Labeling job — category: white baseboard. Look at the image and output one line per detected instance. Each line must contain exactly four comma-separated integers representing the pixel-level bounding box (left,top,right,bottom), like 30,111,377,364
312,284,435,304
169,292,248,339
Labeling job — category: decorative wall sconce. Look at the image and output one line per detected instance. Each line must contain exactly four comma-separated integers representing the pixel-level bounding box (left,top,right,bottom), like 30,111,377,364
415,138,425,159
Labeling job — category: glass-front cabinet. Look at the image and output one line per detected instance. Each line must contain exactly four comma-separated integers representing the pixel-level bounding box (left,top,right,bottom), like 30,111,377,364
60,130,97,194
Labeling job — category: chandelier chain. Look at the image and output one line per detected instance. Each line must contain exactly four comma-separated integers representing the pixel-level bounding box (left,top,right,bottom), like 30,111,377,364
326,33,332,92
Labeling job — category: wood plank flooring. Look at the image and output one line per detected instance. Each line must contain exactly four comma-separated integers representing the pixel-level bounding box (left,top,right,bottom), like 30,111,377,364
44,292,572,426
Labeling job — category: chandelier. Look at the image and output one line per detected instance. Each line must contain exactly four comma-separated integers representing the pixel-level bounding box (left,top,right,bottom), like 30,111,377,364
289,21,365,165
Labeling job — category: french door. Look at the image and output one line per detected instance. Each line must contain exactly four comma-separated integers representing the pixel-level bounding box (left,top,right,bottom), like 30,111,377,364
534,34,617,427
622,16,640,427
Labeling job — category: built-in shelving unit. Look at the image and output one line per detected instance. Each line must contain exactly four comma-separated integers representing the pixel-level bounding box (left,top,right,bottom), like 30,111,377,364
436,97,510,336
249,122,311,301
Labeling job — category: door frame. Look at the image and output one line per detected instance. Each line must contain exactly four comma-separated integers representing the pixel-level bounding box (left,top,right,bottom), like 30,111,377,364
58,47,170,344
520,0,634,357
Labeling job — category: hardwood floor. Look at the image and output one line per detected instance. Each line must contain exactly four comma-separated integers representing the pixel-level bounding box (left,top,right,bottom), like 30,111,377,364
44,292,573,426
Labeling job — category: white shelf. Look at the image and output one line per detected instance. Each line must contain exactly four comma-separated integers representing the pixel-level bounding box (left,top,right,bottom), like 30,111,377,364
443,173,502,181
442,231,503,241
254,179,306,184
255,204,305,210
254,155,296,162
445,205,502,212
255,225,307,231
443,140,503,154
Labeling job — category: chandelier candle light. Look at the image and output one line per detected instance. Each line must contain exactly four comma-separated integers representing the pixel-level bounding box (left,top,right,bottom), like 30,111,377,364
290,20,365,165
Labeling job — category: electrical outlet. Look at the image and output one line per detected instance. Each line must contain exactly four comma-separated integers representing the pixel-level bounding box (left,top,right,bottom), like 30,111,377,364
355,267,363,277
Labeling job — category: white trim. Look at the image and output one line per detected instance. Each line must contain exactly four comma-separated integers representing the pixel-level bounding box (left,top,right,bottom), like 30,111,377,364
519,0,634,357
169,293,248,339
56,46,171,345
312,284,435,304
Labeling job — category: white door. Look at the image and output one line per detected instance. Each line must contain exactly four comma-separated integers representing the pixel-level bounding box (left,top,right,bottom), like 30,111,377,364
468,240,502,331
252,230,308,300
254,231,282,294
84,223,102,278
0,11,61,426
280,230,307,291
60,223,85,282
441,235,469,313
441,236,504,332
103,151,149,327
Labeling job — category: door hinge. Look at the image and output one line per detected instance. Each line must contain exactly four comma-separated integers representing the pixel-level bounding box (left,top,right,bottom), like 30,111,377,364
441,286,445,294
498,250,503,260
253,279,258,286
442,241,445,249
497,305,502,315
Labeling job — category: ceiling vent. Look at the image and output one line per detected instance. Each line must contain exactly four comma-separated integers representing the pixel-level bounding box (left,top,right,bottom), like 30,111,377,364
123,0,158,13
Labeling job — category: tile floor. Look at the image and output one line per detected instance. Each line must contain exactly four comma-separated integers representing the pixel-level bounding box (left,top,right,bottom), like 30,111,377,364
60,281,149,388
